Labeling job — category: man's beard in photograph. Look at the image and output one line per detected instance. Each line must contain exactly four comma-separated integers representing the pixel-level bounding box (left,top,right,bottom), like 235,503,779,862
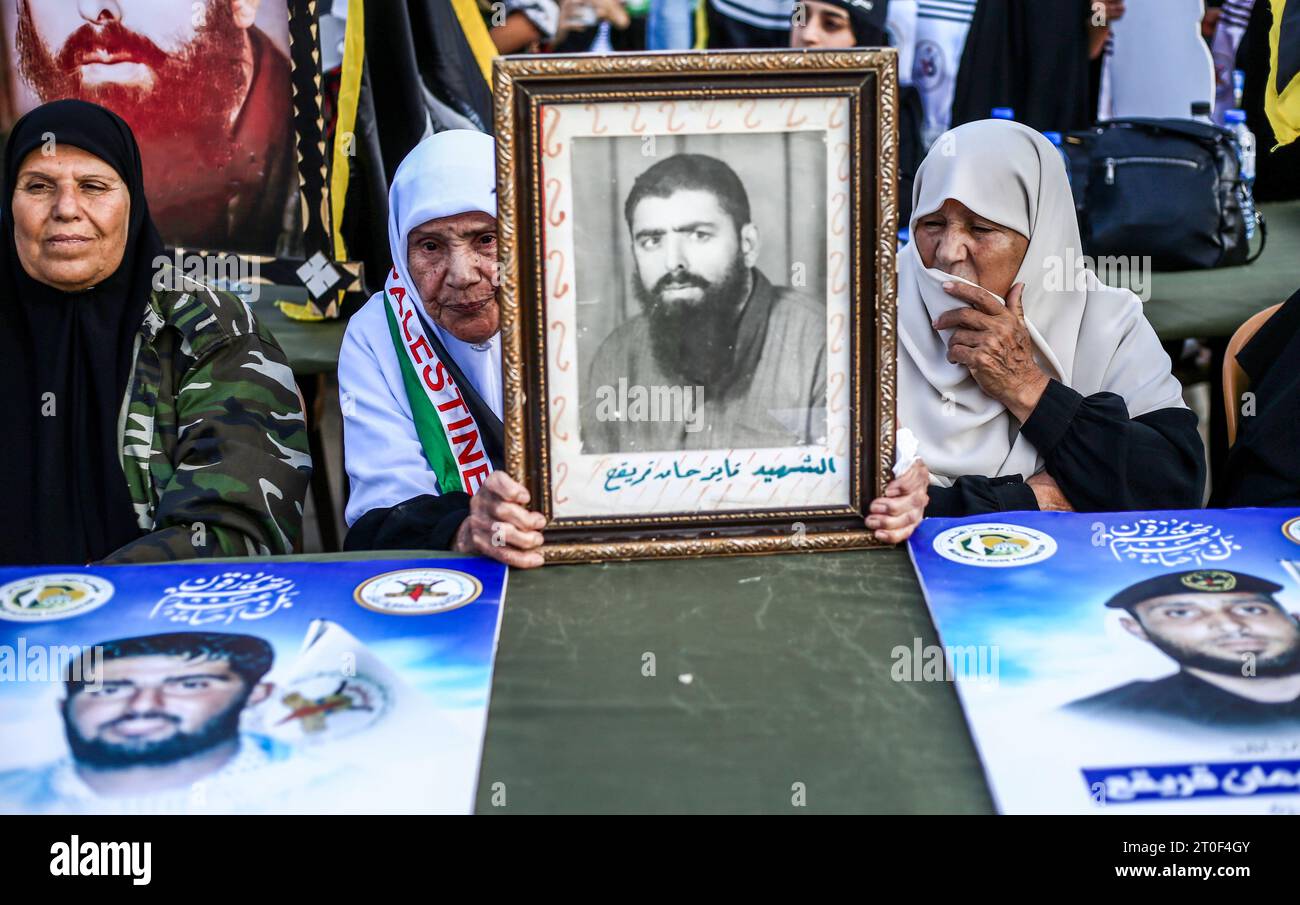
16,0,247,169
62,692,251,769
633,255,750,388
1145,630,1300,679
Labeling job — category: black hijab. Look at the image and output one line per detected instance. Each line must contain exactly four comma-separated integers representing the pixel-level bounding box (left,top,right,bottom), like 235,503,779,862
819,0,889,46
951,0,1093,135
0,100,165,564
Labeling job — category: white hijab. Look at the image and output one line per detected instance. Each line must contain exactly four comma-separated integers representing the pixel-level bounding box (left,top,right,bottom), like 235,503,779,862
897,119,1187,487
387,129,502,419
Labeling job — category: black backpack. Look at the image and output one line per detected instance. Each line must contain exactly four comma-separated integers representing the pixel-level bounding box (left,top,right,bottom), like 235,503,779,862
1063,117,1265,270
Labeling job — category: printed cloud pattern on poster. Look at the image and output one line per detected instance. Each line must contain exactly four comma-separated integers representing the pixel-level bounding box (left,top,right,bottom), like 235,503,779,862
0,559,506,815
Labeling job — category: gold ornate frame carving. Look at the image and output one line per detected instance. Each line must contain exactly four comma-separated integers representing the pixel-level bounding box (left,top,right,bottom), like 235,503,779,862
494,50,898,563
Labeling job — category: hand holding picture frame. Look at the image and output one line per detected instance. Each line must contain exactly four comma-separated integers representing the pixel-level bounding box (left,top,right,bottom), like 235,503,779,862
495,50,899,562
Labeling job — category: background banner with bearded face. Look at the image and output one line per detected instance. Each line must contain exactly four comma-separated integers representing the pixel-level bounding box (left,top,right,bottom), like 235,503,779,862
909,506,1300,815
2,0,300,258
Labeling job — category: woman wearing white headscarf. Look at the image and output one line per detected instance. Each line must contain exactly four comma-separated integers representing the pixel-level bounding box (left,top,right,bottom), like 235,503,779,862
899,118,1205,515
338,131,546,567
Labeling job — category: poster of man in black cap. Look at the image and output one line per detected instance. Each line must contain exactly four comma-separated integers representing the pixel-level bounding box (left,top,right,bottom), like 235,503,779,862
909,510,1300,813
1067,569,1300,730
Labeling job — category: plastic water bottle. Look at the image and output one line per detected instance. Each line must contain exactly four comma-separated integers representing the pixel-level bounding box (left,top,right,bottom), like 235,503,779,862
1043,131,1071,187
991,107,1015,121
589,19,614,53
1191,100,1214,125
1225,108,1257,241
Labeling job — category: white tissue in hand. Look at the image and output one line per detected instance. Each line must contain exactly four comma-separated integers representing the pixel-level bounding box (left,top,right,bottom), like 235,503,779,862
893,428,920,478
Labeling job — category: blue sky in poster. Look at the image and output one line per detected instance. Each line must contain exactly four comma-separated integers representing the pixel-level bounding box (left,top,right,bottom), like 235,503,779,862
0,558,508,812
0,558,506,711
909,508,1300,689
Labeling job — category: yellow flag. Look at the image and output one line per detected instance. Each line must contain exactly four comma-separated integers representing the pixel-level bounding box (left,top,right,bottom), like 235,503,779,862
455,0,497,86
1266,0,1300,146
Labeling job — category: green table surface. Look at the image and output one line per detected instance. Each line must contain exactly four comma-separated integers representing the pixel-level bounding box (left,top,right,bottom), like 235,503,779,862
175,548,995,814
256,202,1300,375
1136,201,1300,342
480,548,994,814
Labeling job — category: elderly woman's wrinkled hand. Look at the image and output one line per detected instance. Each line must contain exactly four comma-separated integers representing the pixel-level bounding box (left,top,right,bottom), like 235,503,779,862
452,471,547,569
866,459,930,545
933,280,1051,423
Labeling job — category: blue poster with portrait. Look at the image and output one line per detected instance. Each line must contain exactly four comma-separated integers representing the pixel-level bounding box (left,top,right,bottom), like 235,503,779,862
909,507,1300,814
0,558,507,815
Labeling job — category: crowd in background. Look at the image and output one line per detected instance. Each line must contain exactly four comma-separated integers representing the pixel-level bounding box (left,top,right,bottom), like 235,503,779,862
478,0,1299,204
3,0,1298,568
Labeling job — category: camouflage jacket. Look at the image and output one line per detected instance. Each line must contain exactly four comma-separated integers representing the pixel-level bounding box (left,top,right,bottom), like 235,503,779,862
102,271,312,563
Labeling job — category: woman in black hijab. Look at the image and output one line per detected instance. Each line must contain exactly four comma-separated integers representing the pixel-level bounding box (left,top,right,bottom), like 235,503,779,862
1,100,310,565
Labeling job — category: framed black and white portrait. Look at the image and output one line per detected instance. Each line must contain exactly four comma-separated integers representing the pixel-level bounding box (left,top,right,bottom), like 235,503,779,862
495,50,899,562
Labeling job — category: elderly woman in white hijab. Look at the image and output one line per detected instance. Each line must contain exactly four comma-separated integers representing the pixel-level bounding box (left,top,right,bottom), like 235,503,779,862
338,130,546,567
897,118,1204,515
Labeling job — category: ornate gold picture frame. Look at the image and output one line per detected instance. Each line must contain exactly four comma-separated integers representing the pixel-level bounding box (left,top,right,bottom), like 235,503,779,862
495,50,898,563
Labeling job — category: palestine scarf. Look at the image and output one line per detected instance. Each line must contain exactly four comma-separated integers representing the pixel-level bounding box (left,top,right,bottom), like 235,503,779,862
383,130,501,496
